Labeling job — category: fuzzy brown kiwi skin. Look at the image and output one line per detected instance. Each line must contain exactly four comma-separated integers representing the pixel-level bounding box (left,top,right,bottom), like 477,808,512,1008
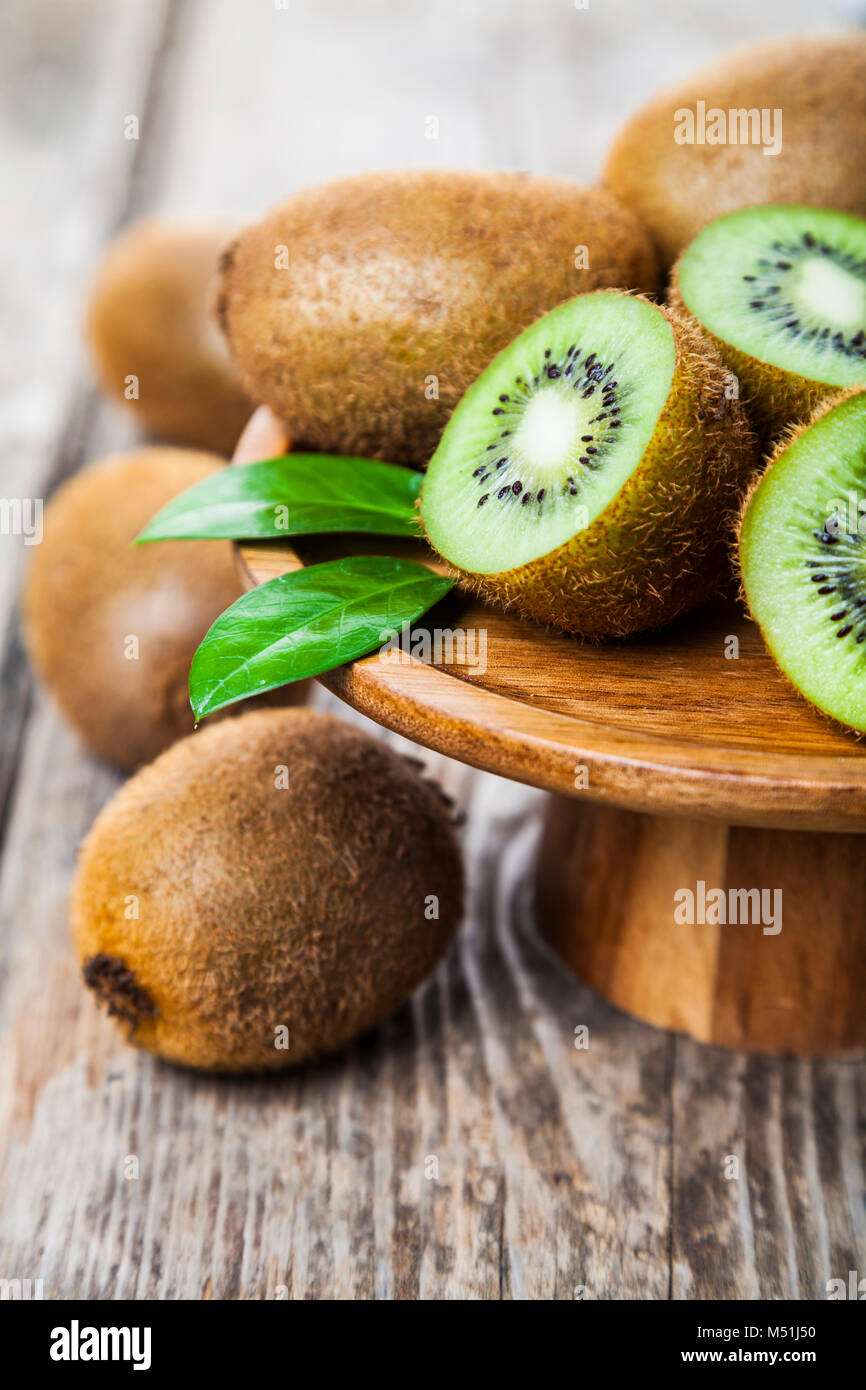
71,709,464,1073
668,268,835,445
21,448,307,771
217,170,660,468
732,388,866,739
86,219,252,456
603,33,866,268
424,294,758,639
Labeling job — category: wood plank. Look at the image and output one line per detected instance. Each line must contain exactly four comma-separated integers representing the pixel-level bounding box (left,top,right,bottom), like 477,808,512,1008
672,1049,866,1300
0,0,173,919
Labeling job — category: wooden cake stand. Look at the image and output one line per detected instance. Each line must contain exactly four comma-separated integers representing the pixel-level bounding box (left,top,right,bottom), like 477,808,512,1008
233,408,866,1057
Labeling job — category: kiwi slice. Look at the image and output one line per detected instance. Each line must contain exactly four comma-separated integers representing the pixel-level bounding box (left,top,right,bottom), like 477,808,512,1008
420,292,757,637
740,390,866,731
672,206,866,438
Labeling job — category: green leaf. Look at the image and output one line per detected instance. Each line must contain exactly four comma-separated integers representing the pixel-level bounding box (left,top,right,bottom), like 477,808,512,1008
190,555,455,718
136,454,423,542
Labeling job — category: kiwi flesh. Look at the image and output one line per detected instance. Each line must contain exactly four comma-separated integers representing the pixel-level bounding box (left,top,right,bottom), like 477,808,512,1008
71,709,463,1072
603,33,866,267
217,170,659,467
420,291,757,637
86,219,252,456
671,206,866,441
22,448,306,771
739,390,866,731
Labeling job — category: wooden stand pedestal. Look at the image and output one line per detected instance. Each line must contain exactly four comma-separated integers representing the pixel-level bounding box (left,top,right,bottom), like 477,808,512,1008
536,797,866,1055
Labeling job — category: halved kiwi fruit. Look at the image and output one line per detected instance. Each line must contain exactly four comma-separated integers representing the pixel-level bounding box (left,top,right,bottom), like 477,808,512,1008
739,390,866,731
671,206,866,439
420,291,757,637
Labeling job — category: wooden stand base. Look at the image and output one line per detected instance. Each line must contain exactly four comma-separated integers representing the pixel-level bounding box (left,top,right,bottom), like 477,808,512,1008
536,797,866,1056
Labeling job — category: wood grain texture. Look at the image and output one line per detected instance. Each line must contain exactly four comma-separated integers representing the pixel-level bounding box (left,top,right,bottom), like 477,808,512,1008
0,0,863,1301
538,798,866,1055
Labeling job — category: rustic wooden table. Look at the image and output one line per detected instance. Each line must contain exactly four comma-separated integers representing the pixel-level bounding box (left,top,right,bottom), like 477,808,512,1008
1,0,863,1300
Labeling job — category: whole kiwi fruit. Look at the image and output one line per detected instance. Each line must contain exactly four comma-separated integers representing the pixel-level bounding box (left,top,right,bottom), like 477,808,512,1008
603,33,866,268
217,170,659,466
71,709,463,1071
86,219,252,455
22,447,305,770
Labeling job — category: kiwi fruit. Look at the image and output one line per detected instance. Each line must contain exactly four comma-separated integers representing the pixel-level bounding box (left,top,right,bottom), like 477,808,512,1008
217,170,659,467
86,219,252,455
603,33,866,267
739,390,866,732
670,205,866,441
420,291,757,638
71,709,463,1071
22,448,305,771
